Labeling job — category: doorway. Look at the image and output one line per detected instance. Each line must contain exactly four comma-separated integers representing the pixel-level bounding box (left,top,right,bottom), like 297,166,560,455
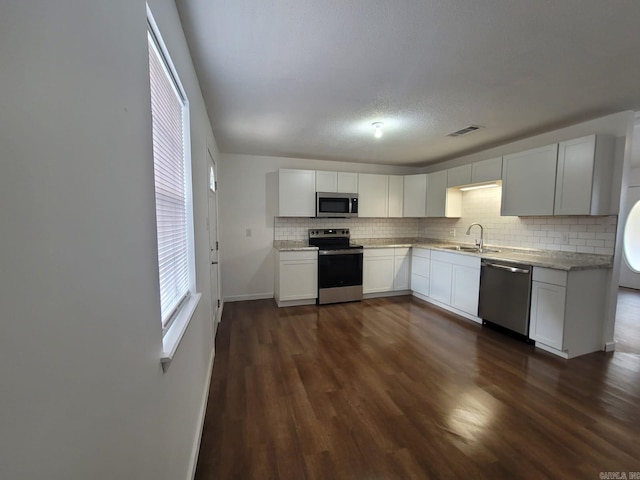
620,186,640,290
208,148,221,333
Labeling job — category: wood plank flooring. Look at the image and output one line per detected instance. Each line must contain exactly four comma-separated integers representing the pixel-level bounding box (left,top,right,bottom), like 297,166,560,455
196,294,640,479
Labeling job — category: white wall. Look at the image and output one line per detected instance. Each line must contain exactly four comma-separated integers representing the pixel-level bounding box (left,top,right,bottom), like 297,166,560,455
218,154,420,301
0,1,217,479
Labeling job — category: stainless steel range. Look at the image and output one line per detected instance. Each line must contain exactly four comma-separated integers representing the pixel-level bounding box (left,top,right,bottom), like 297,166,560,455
308,229,363,305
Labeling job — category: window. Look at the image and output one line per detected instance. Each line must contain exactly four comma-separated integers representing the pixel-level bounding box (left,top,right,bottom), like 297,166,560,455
147,6,197,344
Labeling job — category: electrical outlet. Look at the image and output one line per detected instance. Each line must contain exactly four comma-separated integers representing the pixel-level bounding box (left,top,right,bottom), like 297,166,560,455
449,229,456,237
246,228,252,237
561,232,569,244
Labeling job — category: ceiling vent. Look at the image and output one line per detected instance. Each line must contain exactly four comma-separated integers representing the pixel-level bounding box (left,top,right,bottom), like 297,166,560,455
447,125,482,137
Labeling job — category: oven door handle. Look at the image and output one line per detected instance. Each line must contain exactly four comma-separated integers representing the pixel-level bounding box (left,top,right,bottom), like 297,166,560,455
319,249,363,256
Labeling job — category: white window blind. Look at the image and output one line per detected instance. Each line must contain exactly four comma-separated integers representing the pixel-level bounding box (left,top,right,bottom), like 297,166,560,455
148,30,190,330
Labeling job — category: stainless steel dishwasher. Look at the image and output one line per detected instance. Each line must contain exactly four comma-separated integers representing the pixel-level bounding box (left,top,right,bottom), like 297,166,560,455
478,260,533,337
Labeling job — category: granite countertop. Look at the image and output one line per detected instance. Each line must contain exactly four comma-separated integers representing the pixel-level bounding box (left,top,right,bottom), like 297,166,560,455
273,237,613,271
273,240,318,251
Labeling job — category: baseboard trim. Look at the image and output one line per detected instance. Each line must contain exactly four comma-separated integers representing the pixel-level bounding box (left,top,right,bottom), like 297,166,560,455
363,290,411,299
224,293,273,303
188,345,216,480
605,341,617,352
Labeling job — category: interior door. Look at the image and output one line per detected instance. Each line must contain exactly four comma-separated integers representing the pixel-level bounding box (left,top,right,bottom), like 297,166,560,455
620,186,640,290
208,148,221,329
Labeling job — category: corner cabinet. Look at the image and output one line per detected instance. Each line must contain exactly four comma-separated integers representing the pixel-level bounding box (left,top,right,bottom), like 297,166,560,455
501,144,558,216
426,171,461,218
274,250,317,307
554,135,615,215
403,174,427,217
529,267,608,358
278,169,315,217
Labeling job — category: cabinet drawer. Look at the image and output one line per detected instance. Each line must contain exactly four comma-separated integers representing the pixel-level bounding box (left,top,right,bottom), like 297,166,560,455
279,250,317,262
412,247,431,259
364,248,395,257
532,267,567,286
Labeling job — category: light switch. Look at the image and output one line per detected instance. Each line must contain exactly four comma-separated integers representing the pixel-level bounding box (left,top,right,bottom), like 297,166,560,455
246,228,252,237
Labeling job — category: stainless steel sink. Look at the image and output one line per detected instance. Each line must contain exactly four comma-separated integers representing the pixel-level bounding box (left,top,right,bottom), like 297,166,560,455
441,245,501,254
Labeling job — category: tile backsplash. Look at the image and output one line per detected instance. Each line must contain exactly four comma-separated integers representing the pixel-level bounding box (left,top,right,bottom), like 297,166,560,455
425,187,617,255
274,217,420,241
274,187,617,255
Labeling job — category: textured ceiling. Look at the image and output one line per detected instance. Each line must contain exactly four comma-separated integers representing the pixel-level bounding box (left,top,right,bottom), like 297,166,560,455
176,0,640,166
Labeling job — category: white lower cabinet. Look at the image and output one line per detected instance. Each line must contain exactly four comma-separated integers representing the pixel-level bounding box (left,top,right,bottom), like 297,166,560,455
410,248,430,297
364,247,412,295
451,263,481,315
428,250,481,319
274,250,317,307
429,258,453,304
393,248,411,290
529,267,608,358
363,248,395,294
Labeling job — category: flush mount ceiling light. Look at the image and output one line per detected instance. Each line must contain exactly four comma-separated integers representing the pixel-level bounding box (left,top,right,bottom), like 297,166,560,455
459,183,499,191
372,122,384,138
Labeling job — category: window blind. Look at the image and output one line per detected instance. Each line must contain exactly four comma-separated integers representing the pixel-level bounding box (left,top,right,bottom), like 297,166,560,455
148,32,190,328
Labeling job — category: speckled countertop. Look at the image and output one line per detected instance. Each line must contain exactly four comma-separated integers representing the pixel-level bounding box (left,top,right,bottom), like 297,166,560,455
274,237,613,271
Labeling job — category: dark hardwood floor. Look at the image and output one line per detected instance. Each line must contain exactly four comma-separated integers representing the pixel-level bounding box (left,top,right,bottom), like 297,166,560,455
196,293,640,479
615,287,640,354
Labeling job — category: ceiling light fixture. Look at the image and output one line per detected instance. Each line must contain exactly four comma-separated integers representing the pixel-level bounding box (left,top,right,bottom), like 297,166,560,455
459,183,499,192
372,122,384,138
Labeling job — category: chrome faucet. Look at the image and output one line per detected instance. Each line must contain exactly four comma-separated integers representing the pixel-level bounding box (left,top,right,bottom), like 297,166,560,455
466,223,484,252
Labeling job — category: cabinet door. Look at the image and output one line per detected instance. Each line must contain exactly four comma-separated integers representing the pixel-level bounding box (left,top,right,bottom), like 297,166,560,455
451,264,480,315
411,273,429,297
316,171,337,192
501,144,558,216
337,172,358,193
554,136,595,215
472,157,502,183
447,165,472,187
429,259,453,304
388,175,404,218
363,255,395,293
279,260,318,301
393,248,411,290
358,173,389,217
426,171,448,217
530,281,566,350
279,169,316,217
403,174,426,217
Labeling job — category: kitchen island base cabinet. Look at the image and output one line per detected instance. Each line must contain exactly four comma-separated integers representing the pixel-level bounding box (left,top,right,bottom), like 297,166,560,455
274,250,317,307
529,267,608,358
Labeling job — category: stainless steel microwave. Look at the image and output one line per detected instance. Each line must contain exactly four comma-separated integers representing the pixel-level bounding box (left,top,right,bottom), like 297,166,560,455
316,192,358,218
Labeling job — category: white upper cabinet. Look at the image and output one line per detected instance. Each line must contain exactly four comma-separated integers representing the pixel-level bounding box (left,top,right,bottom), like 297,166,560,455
403,174,427,217
472,157,503,184
315,171,358,193
426,170,461,218
388,175,404,218
447,165,472,187
315,171,337,192
337,172,358,193
501,144,558,216
554,134,615,215
279,168,316,217
358,173,389,217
